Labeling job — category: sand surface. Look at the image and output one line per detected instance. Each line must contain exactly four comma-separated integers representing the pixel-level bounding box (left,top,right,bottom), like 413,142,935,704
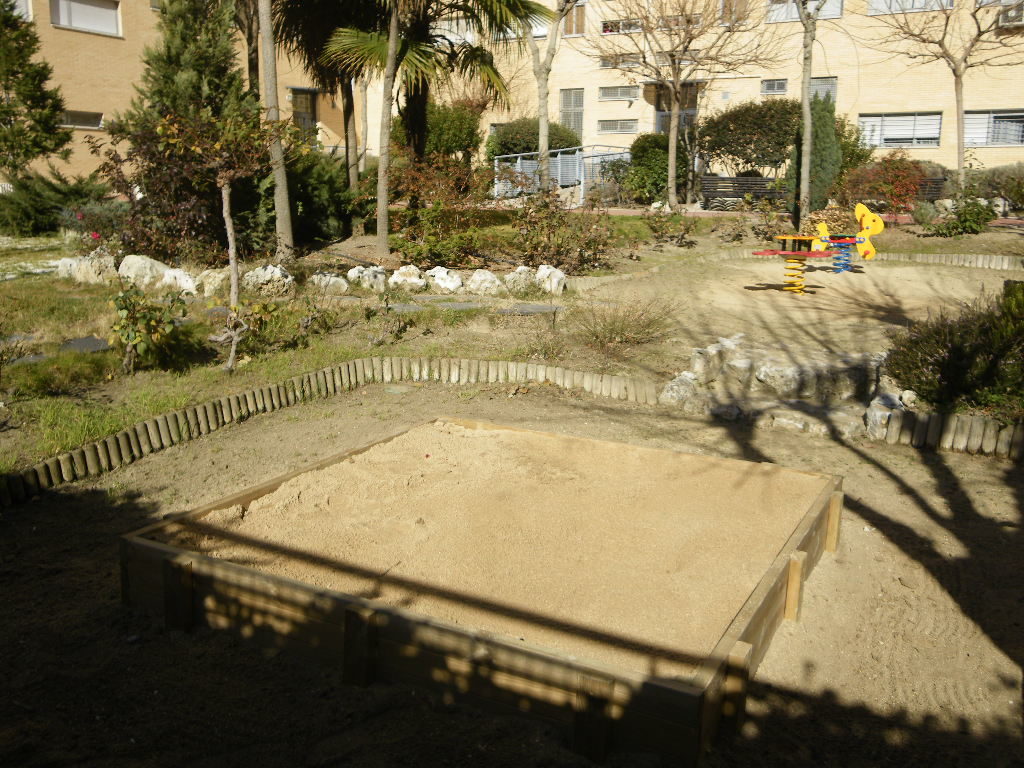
182,421,833,677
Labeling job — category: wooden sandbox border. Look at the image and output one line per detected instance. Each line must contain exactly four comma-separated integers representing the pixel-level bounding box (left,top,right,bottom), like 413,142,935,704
120,418,844,765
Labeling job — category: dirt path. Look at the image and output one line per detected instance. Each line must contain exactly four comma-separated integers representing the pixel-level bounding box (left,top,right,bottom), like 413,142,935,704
1,383,1021,766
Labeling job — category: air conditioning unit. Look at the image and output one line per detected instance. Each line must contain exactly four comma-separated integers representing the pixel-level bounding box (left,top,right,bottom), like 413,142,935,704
999,3,1024,27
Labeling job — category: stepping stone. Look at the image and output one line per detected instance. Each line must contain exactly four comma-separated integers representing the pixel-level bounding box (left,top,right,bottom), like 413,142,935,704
59,335,110,354
495,304,562,316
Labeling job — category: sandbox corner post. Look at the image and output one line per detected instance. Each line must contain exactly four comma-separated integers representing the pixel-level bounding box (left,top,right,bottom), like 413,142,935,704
785,550,808,622
719,640,754,736
162,558,195,632
826,491,844,553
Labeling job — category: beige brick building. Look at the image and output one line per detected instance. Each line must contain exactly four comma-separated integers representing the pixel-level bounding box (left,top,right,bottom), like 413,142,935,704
357,0,1024,172
17,0,345,176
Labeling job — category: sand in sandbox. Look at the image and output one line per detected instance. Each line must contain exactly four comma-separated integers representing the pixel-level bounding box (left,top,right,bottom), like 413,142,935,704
184,421,834,677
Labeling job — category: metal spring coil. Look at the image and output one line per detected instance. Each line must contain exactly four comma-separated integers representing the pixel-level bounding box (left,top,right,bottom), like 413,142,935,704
783,256,807,294
832,243,854,273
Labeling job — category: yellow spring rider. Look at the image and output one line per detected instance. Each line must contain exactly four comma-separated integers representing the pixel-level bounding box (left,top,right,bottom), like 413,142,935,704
754,204,885,294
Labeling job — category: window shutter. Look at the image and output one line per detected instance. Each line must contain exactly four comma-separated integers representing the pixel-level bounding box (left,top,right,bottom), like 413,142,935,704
963,113,990,146
858,115,882,146
809,77,837,101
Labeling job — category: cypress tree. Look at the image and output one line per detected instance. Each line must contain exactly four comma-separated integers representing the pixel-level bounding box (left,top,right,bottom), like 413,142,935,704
789,94,842,220
0,0,72,177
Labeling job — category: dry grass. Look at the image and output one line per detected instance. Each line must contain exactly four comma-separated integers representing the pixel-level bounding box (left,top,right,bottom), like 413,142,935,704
566,298,678,348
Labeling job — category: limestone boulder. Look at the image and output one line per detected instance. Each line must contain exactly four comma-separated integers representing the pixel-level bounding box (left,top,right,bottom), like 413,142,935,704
424,266,463,294
242,264,295,297
157,268,197,295
309,272,350,295
118,254,174,290
388,265,427,291
347,265,387,292
196,268,230,298
504,266,535,294
535,264,567,295
465,269,506,296
659,371,702,405
56,250,117,285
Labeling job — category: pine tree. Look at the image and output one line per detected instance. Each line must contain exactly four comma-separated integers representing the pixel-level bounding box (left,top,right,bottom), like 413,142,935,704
0,0,72,177
92,0,260,261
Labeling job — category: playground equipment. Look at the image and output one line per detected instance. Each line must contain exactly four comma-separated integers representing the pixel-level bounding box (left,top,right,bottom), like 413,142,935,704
753,204,885,294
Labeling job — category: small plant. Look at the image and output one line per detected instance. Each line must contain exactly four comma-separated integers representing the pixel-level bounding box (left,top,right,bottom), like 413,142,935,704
109,282,187,374
363,293,414,347
927,194,996,237
911,201,938,228
0,303,33,391
712,216,747,243
751,197,790,242
567,299,677,348
642,206,697,247
512,189,612,272
839,149,924,218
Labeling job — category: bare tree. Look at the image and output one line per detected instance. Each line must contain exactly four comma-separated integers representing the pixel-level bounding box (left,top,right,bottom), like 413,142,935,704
377,5,402,259
863,0,1024,190
585,0,777,209
521,1,574,189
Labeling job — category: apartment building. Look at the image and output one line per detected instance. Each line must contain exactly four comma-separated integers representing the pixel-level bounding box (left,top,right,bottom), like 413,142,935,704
15,0,346,176
361,0,1024,172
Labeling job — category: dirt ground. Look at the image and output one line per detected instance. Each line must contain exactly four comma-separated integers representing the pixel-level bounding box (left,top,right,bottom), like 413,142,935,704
173,420,833,678
1,382,1020,766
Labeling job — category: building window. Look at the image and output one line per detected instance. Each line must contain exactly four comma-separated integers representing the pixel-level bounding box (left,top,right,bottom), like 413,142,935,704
858,113,941,147
50,0,120,35
488,122,506,136
659,14,701,29
599,54,642,68
14,0,31,19
563,3,585,36
656,110,697,134
599,85,639,101
290,89,318,144
598,119,639,134
656,51,698,66
767,0,842,22
868,0,951,14
810,76,838,101
965,110,1024,146
149,0,161,9
601,18,641,34
761,78,787,96
560,88,584,138
61,110,104,129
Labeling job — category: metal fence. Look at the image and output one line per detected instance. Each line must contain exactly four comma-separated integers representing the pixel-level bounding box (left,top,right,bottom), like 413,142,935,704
493,145,630,207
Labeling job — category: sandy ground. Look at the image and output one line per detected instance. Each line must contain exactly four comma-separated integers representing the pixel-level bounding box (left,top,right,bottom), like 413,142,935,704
175,421,833,678
1,382,1020,766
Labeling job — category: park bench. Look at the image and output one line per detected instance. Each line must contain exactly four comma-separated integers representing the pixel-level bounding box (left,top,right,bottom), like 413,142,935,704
700,176,948,209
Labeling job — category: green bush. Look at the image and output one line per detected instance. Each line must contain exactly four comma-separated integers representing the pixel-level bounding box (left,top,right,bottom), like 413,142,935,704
788,95,841,215
620,133,689,204
976,162,1024,213
485,117,579,160
911,201,938,228
59,199,129,247
927,195,996,237
698,99,800,176
0,166,111,236
513,189,610,272
886,281,1024,423
393,102,482,160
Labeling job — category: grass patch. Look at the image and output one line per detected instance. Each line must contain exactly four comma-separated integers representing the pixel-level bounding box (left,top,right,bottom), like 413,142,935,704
0,275,113,343
6,350,117,397
566,298,678,348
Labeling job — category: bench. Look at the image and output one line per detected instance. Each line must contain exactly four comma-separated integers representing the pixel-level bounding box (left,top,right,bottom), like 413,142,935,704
701,176,948,209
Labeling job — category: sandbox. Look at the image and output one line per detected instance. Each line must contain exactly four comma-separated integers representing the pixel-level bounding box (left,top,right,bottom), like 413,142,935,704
121,419,843,764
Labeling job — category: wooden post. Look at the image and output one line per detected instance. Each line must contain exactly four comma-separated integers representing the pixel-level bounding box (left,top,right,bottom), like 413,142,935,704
785,551,808,621
826,491,843,552
721,640,754,731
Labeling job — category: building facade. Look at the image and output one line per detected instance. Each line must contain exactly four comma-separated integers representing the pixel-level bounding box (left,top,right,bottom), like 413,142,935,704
16,0,347,176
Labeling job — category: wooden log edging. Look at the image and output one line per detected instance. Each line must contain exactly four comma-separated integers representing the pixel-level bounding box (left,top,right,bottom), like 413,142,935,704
1,356,1019,511
0,357,661,510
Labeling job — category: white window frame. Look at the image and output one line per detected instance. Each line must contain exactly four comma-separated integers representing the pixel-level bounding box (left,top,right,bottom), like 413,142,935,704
761,78,788,95
563,1,586,37
599,85,640,101
858,112,942,147
867,0,952,14
767,0,843,22
50,0,121,36
964,110,1024,146
599,54,642,68
61,110,104,129
601,18,641,34
14,0,32,20
810,76,838,101
597,119,639,134
560,88,584,137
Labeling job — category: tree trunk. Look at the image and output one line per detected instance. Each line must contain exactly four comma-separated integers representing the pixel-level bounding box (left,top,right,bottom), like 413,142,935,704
667,88,680,210
404,81,429,162
953,68,965,192
238,2,260,95
258,0,294,261
798,18,815,228
359,79,369,173
535,62,551,190
342,78,359,189
377,6,401,259
221,180,241,373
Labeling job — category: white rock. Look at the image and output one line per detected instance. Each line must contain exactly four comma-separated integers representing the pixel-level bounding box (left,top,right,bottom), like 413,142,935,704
346,266,365,283
157,267,196,295
309,272,350,295
865,403,893,441
659,371,701,404
242,264,295,297
362,266,387,292
755,362,817,399
424,266,463,294
196,268,230,298
388,265,427,291
504,266,535,294
900,389,918,408
535,264,567,295
465,269,506,296
118,254,173,290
